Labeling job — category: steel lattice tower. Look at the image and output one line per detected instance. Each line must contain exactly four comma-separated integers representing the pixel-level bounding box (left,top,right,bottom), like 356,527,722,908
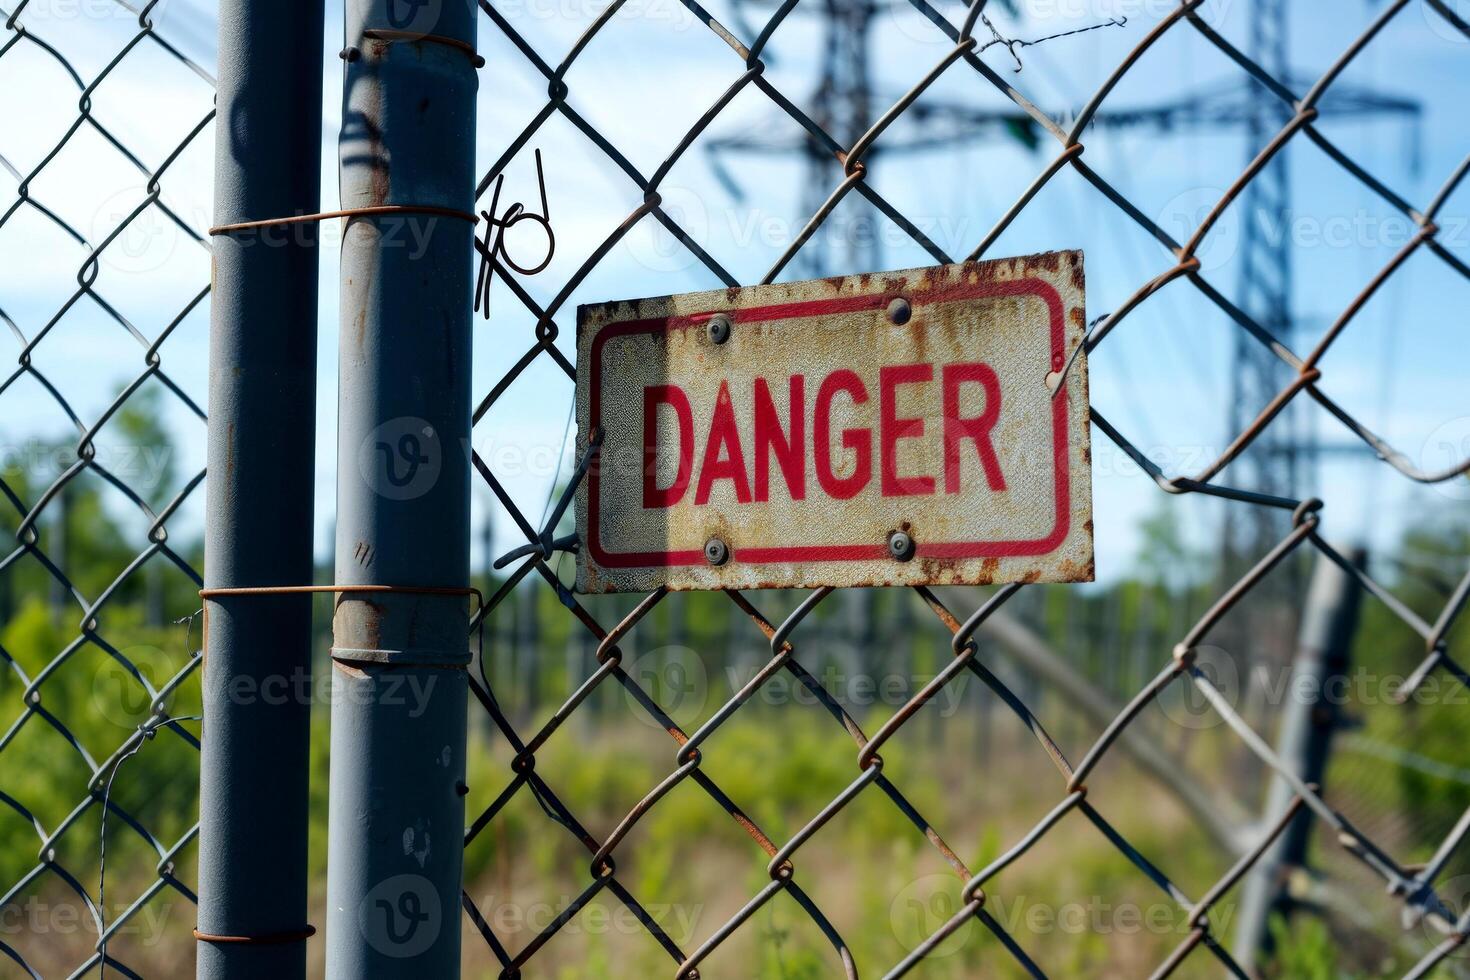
1222,0,1303,588
798,0,881,276
712,1,1415,565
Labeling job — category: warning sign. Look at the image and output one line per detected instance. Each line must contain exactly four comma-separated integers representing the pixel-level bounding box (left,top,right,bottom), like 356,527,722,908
575,252,1092,592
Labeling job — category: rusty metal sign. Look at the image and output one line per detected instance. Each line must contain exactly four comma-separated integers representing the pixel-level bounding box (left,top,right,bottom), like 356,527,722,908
574,253,1093,592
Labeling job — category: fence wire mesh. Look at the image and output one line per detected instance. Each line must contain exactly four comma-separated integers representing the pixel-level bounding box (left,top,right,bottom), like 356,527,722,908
1,0,1469,977
0,1,213,975
463,0,1470,977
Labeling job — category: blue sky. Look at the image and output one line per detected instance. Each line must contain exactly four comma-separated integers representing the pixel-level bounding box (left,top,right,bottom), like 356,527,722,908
0,0,1466,586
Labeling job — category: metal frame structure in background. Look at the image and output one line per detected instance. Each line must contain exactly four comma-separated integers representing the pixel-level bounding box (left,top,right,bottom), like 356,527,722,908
465,0,1470,977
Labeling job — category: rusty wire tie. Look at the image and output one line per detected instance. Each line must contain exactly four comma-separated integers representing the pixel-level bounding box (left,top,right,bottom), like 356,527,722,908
198,584,485,664
343,28,486,68
188,582,484,948
192,924,317,947
207,204,480,237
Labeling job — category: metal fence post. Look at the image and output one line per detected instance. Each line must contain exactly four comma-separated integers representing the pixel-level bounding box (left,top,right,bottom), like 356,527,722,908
326,0,478,974
1234,548,1365,971
198,1,325,976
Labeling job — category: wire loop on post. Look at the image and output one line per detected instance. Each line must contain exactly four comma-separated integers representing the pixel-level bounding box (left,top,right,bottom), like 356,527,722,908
208,204,479,237
361,28,485,67
198,585,485,664
192,925,317,946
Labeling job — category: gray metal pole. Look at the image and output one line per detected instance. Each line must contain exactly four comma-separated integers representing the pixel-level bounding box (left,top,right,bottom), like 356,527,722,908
326,0,477,974
198,1,324,976
1234,548,1365,972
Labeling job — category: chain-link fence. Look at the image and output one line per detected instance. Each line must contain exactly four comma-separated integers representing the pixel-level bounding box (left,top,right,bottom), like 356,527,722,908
0,0,213,974
2,0,1470,977
463,0,1470,977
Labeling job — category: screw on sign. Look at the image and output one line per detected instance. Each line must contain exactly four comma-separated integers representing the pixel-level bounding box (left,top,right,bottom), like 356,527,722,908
574,253,1093,592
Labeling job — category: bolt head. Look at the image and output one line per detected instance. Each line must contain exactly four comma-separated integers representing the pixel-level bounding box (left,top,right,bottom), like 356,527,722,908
704,537,729,566
707,314,732,345
888,531,915,561
887,297,912,325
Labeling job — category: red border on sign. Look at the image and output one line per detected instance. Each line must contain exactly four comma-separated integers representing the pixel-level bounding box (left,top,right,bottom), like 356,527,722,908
586,277,1071,569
